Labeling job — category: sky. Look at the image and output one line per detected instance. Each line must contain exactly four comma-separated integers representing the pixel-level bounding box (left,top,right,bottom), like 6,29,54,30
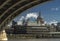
14,0,60,23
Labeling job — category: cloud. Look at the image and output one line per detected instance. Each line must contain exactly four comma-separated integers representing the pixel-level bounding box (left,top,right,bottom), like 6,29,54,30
49,20,58,26
17,16,25,25
51,7,59,11
19,16,24,21
17,13,38,25
26,13,38,20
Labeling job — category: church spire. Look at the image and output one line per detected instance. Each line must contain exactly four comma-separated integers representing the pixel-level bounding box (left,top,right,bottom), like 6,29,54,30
37,12,44,25
37,12,41,19
39,12,41,17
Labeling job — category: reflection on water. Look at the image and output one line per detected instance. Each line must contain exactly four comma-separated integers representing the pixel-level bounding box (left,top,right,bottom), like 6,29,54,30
1,39,60,41
0,40,7,41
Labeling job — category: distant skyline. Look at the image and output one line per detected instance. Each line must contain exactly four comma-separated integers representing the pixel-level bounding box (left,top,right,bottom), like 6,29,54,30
14,0,60,23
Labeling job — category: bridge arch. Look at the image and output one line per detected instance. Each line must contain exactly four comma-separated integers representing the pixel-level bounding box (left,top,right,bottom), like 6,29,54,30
0,0,50,30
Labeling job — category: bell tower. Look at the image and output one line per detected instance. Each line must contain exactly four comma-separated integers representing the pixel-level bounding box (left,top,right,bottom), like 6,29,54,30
37,12,44,25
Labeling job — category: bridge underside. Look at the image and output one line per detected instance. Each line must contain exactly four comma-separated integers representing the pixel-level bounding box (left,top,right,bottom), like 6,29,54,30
0,0,50,30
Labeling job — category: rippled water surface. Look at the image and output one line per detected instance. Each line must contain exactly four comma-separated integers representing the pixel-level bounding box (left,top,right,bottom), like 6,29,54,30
1,39,60,41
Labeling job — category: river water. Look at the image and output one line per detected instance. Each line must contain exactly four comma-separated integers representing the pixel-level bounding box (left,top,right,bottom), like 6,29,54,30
1,39,60,41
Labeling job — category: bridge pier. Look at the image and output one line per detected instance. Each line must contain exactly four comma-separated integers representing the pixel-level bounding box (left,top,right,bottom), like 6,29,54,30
0,30,8,40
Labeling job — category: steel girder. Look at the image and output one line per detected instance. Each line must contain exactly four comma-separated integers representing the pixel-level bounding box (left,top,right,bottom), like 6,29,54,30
0,0,50,29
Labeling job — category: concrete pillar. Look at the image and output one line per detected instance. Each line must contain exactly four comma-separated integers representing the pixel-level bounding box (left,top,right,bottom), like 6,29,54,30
0,30,8,40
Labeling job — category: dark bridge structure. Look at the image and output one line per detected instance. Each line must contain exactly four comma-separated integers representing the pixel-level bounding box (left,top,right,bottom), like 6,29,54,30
0,0,50,30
